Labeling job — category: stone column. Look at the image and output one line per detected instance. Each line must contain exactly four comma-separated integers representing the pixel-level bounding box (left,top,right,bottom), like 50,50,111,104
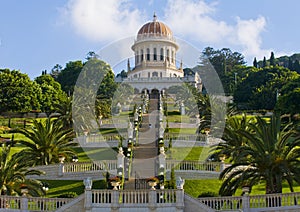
158,147,166,175
111,190,119,211
176,177,185,210
242,189,250,212
180,102,185,115
148,190,156,211
20,196,28,212
84,177,93,211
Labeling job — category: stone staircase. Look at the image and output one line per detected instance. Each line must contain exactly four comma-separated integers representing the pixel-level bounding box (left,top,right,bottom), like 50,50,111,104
125,98,159,187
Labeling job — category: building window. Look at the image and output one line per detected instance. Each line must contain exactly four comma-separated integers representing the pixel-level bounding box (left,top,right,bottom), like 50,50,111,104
134,74,137,78
160,48,164,61
172,50,175,63
153,48,157,61
167,49,170,62
148,72,150,78
160,72,162,78
147,48,150,61
136,51,139,64
152,72,158,77
141,49,144,61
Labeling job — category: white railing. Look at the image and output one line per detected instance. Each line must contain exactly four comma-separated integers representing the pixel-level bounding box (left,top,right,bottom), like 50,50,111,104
166,160,221,172
198,192,300,211
90,189,182,208
87,134,127,142
164,133,207,141
198,196,243,211
0,196,71,211
64,160,118,173
249,192,300,208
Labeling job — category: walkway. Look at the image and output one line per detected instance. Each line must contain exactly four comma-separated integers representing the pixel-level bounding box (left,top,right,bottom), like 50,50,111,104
125,99,159,189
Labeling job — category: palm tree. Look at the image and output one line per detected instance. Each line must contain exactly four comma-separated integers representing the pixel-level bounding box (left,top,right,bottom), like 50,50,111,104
213,114,254,162
16,118,77,165
219,114,300,195
0,144,45,196
54,96,73,129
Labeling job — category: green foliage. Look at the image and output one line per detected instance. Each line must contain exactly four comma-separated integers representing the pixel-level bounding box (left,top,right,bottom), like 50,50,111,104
35,74,68,115
15,118,77,165
202,47,246,94
56,61,83,95
0,69,41,113
0,144,45,196
234,66,299,110
57,192,78,198
275,77,300,116
219,115,300,195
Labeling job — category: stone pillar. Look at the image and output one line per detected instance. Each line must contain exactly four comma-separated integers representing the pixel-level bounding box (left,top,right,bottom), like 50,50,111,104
242,191,250,212
180,102,185,115
20,196,28,212
219,155,226,172
148,190,156,211
117,147,125,177
176,189,184,210
159,147,166,175
111,190,119,211
84,177,93,211
128,122,133,139
58,159,64,177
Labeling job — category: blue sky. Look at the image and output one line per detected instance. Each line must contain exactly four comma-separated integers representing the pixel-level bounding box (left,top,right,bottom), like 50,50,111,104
0,0,299,79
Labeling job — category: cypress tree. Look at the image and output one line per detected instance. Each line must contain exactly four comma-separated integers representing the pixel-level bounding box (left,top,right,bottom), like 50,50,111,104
270,52,275,66
253,57,258,68
262,56,267,67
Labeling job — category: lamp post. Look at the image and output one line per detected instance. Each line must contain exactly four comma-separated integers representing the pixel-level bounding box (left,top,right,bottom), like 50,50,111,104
72,155,78,162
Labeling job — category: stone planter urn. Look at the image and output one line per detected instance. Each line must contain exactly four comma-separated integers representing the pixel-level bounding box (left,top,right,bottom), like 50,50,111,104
111,181,120,190
148,181,157,190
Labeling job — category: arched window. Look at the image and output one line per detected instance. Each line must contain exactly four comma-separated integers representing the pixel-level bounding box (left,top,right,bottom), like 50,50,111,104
141,49,144,61
152,72,158,77
153,48,157,61
148,72,150,78
160,48,164,61
167,49,170,61
136,51,139,64
160,72,162,78
172,50,175,63
147,48,150,61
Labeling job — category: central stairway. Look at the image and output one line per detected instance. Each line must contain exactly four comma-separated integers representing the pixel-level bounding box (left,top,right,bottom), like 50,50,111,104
125,98,159,189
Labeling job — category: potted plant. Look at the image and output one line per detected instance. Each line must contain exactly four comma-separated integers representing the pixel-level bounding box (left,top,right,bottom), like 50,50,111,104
109,176,121,190
147,177,159,190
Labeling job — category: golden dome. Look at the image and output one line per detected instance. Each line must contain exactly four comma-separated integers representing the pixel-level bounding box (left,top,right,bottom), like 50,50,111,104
137,14,173,37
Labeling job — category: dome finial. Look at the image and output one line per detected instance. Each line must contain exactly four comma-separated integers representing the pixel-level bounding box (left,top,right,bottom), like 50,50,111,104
153,12,157,22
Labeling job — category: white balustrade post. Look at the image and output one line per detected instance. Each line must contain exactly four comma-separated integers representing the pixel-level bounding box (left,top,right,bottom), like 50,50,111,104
111,190,119,211
176,189,184,210
159,147,166,175
58,162,64,177
117,147,125,171
242,187,250,212
84,177,93,211
148,190,156,211
20,196,28,212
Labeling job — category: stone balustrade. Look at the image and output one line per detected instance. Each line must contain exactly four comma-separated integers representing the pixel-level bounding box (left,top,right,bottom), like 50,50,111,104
0,195,71,211
63,160,118,173
89,189,183,210
198,192,300,211
166,160,222,172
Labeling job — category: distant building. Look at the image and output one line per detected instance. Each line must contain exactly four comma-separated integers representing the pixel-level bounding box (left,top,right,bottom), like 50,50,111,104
119,14,202,97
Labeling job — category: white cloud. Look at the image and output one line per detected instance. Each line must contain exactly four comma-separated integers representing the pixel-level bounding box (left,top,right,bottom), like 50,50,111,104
61,0,285,63
163,0,274,62
63,0,145,42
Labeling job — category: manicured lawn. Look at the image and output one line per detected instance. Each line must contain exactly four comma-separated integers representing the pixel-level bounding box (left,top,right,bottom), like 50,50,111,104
184,179,300,198
167,147,211,161
43,180,107,198
167,128,197,134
